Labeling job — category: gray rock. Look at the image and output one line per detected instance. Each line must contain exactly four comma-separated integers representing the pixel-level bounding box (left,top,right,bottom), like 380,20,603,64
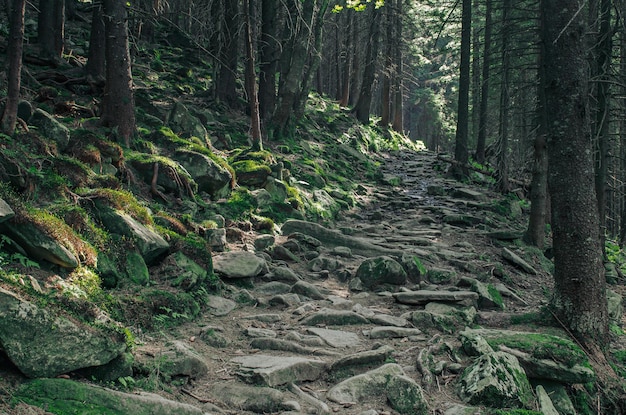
250,338,337,356
536,385,560,415
0,288,126,378
245,327,277,338
213,251,267,278
232,354,327,386
254,234,275,251
308,256,343,272
502,247,538,275
368,313,410,327
368,326,423,339
356,256,407,289
1,221,79,268
291,280,326,300
168,101,209,142
459,328,594,384
257,281,292,295
205,228,227,252
175,149,232,199
158,252,207,290
0,198,14,223
537,381,577,415
327,363,428,414
31,109,70,150
330,345,394,374
327,363,403,403
164,340,209,378
393,290,478,306
212,382,289,413
98,210,169,265
442,403,483,415
386,374,429,414
458,277,504,310
268,293,302,307
306,327,362,348
281,220,405,257
265,266,301,283
607,288,623,323
206,295,236,316
15,378,208,415
426,267,458,284
457,351,534,409
300,308,370,326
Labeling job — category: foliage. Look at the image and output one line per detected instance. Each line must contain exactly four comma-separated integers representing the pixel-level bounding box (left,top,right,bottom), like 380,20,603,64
78,187,153,226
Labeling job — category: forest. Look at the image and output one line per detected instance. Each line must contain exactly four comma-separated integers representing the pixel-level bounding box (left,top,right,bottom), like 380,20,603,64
1,0,626,413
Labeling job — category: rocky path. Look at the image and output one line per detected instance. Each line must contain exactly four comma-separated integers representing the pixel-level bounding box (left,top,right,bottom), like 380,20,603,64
105,148,578,415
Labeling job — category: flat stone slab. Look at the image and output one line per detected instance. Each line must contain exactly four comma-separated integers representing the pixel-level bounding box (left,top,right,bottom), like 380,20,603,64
393,290,479,305
368,326,423,339
213,251,267,278
231,355,327,386
300,308,370,326
306,327,362,348
206,295,236,316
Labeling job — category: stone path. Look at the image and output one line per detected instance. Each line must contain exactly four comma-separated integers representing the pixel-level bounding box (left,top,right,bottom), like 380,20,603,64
133,150,564,414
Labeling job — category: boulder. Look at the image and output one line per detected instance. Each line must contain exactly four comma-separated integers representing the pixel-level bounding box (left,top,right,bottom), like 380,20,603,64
31,108,70,150
175,149,232,199
14,378,207,415
0,288,126,378
0,198,14,223
355,256,407,289
213,251,268,278
97,209,169,265
326,363,428,415
457,351,534,409
231,354,327,386
212,383,290,413
1,221,79,268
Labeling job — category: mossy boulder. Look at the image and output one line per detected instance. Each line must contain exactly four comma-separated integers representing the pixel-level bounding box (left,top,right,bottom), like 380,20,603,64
355,256,408,289
0,288,127,378
13,378,206,415
232,159,272,187
457,351,534,409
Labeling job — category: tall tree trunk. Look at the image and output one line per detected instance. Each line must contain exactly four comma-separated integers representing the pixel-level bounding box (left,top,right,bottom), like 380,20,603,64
86,2,106,81
451,0,471,178
353,5,381,124
339,10,354,107
102,0,136,147
294,0,331,120
380,3,393,126
243,0,262,151
542,0,608,346
594,0,612,255
391,0,404,133
258,0,279,121
0,0,25,135
475,0,492,164
497,0,511,192
38,0,65,61
216,0,239,107
272,0,315,137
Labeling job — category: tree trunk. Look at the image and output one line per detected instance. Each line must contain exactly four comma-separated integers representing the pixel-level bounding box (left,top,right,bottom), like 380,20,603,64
496,0,511,193
391,0,403,133
38,0,65,61
380,3,393,126
243,0,262,151
271,0,315,137
294,0,331,120
102,0,136,147
0,0,25,135
86,2,106,81
353,5,381,124
542,0,608,346
451,0,471,178
216,0,239,107
593,0,612,256
258,0,279,121
475,0,492,164
339,10,354,107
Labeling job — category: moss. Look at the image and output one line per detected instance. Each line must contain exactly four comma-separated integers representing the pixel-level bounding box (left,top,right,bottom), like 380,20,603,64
487,284,504,308
78,188,153,226
485,332,588,368
216,187,258,220
21,207,98,267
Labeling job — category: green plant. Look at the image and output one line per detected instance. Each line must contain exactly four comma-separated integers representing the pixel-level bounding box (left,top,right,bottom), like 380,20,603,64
117,375,136,391
0,235,40,270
